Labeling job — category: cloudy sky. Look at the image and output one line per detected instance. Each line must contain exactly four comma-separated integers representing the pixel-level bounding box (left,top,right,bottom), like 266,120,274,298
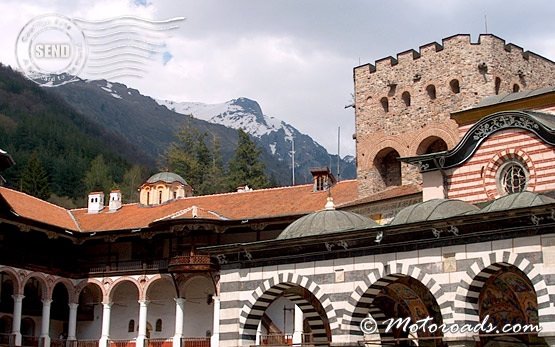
2,0,555,156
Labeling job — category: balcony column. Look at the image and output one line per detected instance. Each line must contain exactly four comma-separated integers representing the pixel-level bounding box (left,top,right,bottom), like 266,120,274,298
210,296,220,347
12,294,24,346
173,298,185,347
67,303,79,341
292,305,303,344
255,321,262,345
136,300,149,347
99,302,112,347
40,299,53,347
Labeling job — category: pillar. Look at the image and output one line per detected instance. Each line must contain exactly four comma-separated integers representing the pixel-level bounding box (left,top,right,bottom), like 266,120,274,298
67,303,79,341
99,302,112,347
255,321,262,346
292,305,303,344
173,298,185,347
210,296,220,347
12,294,24,346
40,299,53,347
136,300,149,347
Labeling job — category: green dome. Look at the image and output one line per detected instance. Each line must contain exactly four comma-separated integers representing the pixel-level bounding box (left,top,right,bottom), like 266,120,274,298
479,191,555,213
278,207,378,240
146,172,188,185
389,199,479,225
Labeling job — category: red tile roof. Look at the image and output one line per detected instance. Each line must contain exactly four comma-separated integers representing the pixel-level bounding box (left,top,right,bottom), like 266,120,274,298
0,181,359,232
0,187,79,231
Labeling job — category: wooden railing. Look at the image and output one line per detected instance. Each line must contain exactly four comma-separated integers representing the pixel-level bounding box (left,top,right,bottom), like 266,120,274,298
181,337,210,347
261,334,293,345
168,255,219,273
146,339,171,347
21,335,38,347
109,340,135,347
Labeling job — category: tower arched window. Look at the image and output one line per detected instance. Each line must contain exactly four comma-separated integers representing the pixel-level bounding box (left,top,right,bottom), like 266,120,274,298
402,91,411,106
513,84,520,92
128,320,135,333
380,97,389,112
495,77,501,95
450,79,460,94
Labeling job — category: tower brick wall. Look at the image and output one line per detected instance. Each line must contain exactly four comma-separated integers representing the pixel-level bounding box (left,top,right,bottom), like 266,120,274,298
354,34,555,197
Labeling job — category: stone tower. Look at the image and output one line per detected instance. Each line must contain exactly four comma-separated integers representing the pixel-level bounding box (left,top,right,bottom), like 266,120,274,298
354,34,555,197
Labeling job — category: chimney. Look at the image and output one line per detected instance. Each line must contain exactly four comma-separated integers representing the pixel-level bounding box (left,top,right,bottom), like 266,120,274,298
109,190,122,212
236,185,252,193
87,192,105,214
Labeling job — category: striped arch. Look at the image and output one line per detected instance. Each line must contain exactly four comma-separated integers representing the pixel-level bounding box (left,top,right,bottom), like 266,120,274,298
21,272,49,299
49,277,77,303
75,279,107,300
342,261,450,334
239,272,339,344
453,251,549,326
143,274,174,299
108,276,141,302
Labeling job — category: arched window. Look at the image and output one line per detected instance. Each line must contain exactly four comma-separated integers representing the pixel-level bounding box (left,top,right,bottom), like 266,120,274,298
401,91,411,106
495,77,501,95
128,320,135,333
513,84,520,92
426,84,436,100
158,191,163,204
380,97,389,112
155,319,162,332
146,192,150,204
450,79,460,94
374,148,402,188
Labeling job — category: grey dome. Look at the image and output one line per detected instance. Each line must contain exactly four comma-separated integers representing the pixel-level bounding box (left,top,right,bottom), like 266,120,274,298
146,172,188,185
390,199,479,225
278,209,378,240
480,191,555,213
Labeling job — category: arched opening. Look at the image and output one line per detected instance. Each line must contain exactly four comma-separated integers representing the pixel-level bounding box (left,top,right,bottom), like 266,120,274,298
402,91,411,106
110,281,139,341
180,276,214,340
513,84,520,92
495,77,502,95
0,316,12,344
426,85,436,100
478,265,546,347
449,79,460,94
242,283,332,345
0,272,15,314
51,283,70,342
354,275,445,347
380,97,389,113
373,148,401,188
22,277,43,345
416,136,448,155
76,283,103,340
146,278,176,340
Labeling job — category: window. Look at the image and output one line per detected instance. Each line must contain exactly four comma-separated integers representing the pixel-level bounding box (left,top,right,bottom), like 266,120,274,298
155,319,162,332
513,84,520,92
128,320,135,333
495,77,501,95
426,85,436,100
380,97,389,112
497,161,528,194
450,79,460,94
401,91,411,106
173,191,177,199
158,191,163,204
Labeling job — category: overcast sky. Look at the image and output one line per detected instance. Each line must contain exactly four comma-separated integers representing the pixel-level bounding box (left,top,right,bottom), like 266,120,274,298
2,0,555,156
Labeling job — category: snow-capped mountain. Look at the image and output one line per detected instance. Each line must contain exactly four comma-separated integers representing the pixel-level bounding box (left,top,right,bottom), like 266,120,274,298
157,97,356,182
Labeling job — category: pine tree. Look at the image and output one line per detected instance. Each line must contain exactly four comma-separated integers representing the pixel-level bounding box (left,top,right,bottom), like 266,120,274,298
121,165,145,203
84,154,113,194
198,136,227,194
227,129,269,190
20,152,51,200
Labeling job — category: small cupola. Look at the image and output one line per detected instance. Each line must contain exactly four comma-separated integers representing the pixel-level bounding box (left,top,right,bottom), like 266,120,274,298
109,190,122,212
87,192,105,214
310,167,337,192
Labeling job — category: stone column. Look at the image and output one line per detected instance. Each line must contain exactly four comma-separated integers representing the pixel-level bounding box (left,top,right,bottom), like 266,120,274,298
173,298,185,347
11,294,24,346
292,305,303,344
255,321,262,346
40,299,53,347
210,296,220,347
136,300,149,347
99,302,112,347
67,303,79,341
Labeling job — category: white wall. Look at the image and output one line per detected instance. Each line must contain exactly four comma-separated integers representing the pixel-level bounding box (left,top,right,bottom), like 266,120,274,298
146,279,175,339
110,282,139,340
183,277,213,338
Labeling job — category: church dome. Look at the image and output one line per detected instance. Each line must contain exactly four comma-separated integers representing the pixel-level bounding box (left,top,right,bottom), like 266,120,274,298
277,198,379,240
479,191,555,213
389,199,479,225
146,172,188,185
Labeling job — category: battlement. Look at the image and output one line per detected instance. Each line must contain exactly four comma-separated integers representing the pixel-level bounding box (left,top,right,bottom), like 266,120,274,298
354,34,553,74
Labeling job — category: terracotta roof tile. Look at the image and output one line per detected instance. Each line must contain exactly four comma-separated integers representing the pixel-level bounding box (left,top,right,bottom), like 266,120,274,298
70,180,358,232
0,187,79,231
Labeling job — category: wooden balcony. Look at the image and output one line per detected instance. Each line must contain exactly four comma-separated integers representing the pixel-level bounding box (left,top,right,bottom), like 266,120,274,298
168,255,219,273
